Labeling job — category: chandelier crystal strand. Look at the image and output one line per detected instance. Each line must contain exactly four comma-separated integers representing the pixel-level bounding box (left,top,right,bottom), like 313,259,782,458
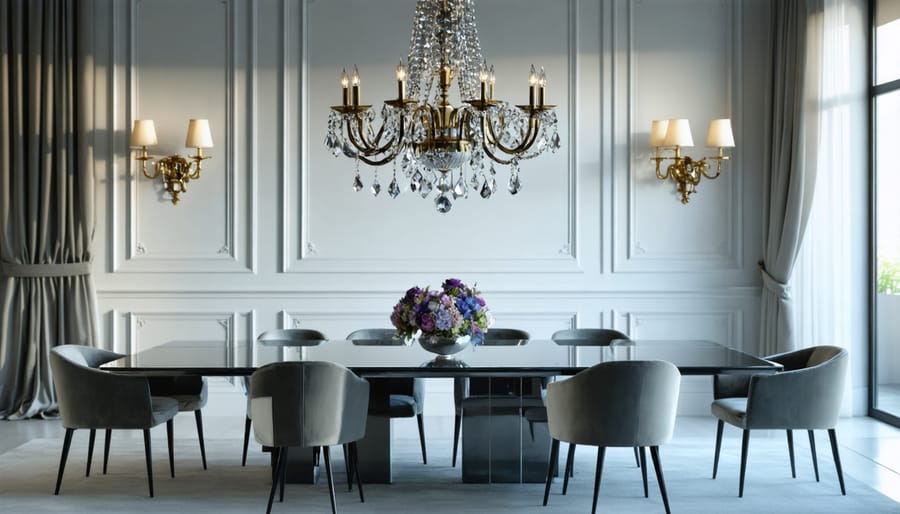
328,0,559,213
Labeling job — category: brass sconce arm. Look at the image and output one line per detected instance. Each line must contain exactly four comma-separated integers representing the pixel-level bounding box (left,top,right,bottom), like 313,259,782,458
130,119,214,205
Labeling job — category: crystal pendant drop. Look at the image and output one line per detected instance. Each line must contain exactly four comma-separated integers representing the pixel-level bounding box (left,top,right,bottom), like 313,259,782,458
470,172,480,190
388,177,401,198
419,179,433,198
371,177,381,196
453,174,467,199
550,132,561,151
410,170,423,192
435,194,452,213
490,176,497,193
508,173,521,195
352,173,364,192
480,179,493,199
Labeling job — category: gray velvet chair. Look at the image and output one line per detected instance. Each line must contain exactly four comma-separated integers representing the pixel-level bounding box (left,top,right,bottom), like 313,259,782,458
243,329,327,466
346,329,428,465
250,361,369,514
711,345,848,497
99,376,208,474
49,345,178,498
550,329,641,472
543,360,681,514
452,328,531,467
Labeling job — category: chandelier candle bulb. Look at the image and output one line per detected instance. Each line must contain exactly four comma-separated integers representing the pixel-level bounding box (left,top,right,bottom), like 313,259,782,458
351,65,360,106
396,61,407,100
341,68,350,106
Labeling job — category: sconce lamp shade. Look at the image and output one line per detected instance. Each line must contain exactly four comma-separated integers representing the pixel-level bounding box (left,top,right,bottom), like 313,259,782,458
663,119,693,147
130,120,158,147
648,120,669,147
185,119,214,148
706,118,735,147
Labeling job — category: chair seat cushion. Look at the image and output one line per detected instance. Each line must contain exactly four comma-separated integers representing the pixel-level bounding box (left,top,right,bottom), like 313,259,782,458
711,397,748,428
150,397,180,427
369,394,418,417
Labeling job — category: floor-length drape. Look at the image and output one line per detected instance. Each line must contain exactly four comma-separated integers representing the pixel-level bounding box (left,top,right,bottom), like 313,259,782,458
758,0,825,356
0,0,97,419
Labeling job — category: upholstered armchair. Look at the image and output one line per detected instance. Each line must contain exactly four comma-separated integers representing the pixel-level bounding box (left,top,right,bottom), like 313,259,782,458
347,329,428,465
711,345,849,497
551,328,640,473
543,360,681,514
250,361,369,514
49,345,178,498
244,328,327,466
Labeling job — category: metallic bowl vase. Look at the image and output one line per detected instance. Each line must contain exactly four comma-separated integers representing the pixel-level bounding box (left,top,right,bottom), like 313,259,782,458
418,334,471,359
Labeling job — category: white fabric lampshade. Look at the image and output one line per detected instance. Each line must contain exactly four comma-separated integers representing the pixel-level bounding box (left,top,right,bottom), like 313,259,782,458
706,118,735,147
185,119,214,148
648,120,669,147
663,119,693,147
130,119,158,147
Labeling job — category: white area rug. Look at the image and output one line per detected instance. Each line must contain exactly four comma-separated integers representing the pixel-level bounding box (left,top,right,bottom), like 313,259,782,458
1,431,897,513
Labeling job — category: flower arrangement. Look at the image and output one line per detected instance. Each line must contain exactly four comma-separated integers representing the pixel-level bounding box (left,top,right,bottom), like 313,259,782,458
390,278,493,343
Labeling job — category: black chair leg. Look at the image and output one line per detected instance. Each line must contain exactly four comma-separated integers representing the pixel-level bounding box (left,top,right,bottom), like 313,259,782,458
166,419,175,478
323,446,337,514
543,438,560,506
279,447,287,503
343,444,352,491
633,446,641,468
650,446,671,514
54,428,75,495
739,429,750,498
266,447,284,514
194,409,207,470
103,429,111,474
242,415,251,466
808,429,820,482
452,410,462,467
416,413,427,465
143,429,154,498
351,441,364,503
640,446,648,498
712,419,724,479
787,429,796,478
828,428,846,496
562,442,575,495
592,447,606,514
86,429,96,477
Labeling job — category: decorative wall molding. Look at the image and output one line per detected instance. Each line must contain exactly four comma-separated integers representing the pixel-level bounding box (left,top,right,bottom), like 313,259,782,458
614,308,743,349
113,0,256,274
612,0,744,273
283,0,580,275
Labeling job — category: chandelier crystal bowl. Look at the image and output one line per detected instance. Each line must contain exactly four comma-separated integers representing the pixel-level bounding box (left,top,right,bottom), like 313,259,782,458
325,0,561,213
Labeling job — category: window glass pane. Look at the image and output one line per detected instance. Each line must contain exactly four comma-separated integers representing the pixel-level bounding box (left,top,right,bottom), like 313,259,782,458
876,0,900,84
875,88,900,414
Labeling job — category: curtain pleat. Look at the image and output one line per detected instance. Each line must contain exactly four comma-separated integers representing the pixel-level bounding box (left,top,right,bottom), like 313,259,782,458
0,0,97,419
758,0,825,356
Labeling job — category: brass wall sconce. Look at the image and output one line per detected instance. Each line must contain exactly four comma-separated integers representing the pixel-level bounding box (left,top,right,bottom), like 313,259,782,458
130,119,214,205
649,118,735,204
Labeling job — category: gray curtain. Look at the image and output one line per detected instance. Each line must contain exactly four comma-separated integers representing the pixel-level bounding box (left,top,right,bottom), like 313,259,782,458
0,0,98,419
759,0,825,356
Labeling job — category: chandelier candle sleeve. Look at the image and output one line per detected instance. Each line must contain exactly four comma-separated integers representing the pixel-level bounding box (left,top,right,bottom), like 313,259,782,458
351,65,360,107
341,69,350,106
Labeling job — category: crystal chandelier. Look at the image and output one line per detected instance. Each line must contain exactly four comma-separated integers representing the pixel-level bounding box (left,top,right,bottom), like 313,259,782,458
325,0,561,213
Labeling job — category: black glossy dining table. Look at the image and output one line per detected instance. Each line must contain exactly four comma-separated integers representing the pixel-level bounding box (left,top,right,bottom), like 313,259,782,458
104,339,780,484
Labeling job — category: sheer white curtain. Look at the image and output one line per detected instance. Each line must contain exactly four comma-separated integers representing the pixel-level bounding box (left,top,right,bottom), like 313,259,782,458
792,0,867,414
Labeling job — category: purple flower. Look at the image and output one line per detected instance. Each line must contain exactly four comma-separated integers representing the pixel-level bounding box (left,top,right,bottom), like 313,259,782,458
442,278,464,291
419,313,435,333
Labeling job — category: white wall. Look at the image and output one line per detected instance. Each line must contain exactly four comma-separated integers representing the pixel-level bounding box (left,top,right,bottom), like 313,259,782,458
85,0,772,418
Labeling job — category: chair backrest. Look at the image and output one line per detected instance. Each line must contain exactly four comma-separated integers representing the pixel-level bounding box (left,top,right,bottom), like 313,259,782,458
50,345,155,430
551,329,630,346
546,360,681,447
256,329,327,346
346,328,405,345
482,328,530,345
249,361,369,448
745,345,848,430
